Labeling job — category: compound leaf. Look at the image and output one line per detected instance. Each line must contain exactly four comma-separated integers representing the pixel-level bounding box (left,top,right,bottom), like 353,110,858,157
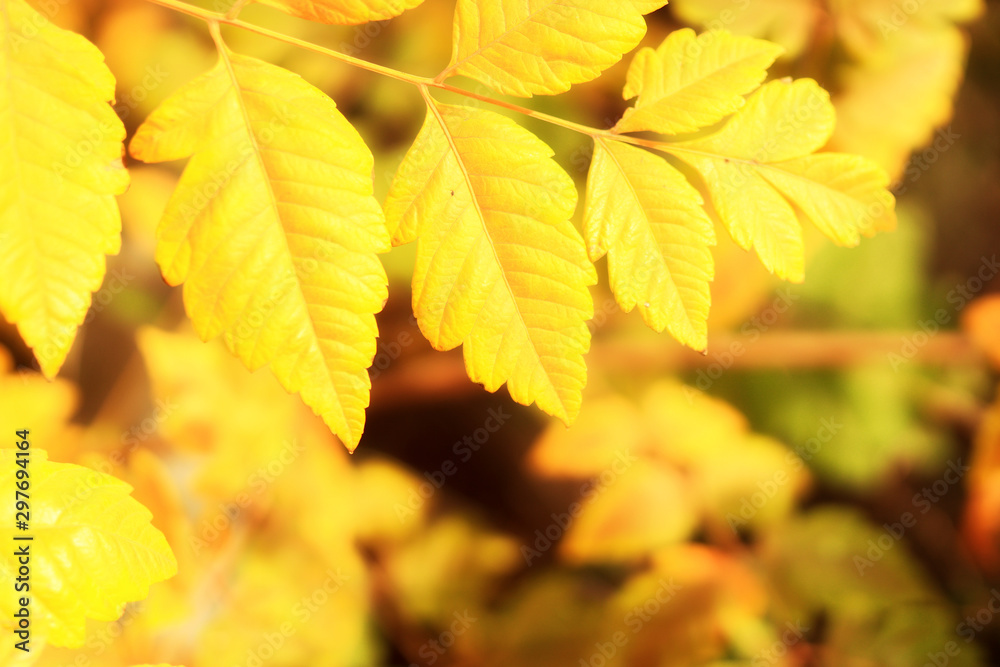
385,102,595,423
130,48,389,451
0,0,129,378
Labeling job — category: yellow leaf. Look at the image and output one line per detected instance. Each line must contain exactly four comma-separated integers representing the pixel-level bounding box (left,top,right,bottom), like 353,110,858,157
0,0,129,378
639,381,747,462
353,457,431,541
440,0,649,97
136,326,304,502
830,26,969,179
757,152,897,239
670,1,982,180
640,382,811,532
529,394,644,478
669,78,895,281
677,78,836,166
0,362,77,457
266,423,363,563
560,461,697,563
130,49,390,451
832,0,984,56
609,545,768,665
195,545,379,667
615,29,783,135
0,449,176,647
384,515,520,624
671,0,821,59
584,139,715,349
527,382,812,544
385,102,595,423
255,0,426,25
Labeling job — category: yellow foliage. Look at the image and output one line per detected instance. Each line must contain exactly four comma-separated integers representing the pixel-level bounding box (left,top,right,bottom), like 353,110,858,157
0,0,989,664
383,515,521,625
130,46,390,451
528,394,646,478
0,353,77,457
560,461,697,563
385,102,596,423
194,545,378,667
529,380,812,559
609,545,769,665
640,383,809,530
830,26,971,178
666,79,895,281
592,30,894,335
440,0,659,96
616,29,783,135
0,449,176,647
671,0,984,178
831,0,983,55
0,0,129,378
628,0,668,13
670,0,821,59
137,326,303,502
352,457,432,543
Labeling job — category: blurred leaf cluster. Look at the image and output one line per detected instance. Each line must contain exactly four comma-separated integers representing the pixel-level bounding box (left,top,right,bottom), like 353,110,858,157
2,0,1000,665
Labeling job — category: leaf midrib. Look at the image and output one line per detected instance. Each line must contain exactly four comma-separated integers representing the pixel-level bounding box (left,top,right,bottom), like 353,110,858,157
598,138,701,339
669,144,881,214
215,49,351,441
425,99,568,418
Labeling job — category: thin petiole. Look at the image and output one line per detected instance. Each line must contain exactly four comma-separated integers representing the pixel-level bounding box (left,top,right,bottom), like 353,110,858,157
141,0,760,166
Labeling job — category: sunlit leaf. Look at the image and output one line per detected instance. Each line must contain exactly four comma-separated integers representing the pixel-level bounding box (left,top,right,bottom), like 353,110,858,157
584,139,715,348
0,449,176,647
440,0,650,96
131,49,390,450
669,79,895,281
0,0,129,377
615,28,782,135
385,102,595,422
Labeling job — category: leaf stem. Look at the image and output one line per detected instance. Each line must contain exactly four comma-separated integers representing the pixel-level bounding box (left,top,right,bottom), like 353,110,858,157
144,0,433,88
142,0,762,166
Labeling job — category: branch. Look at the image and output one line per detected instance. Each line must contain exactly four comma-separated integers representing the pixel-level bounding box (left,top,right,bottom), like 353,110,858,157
370,331,983,407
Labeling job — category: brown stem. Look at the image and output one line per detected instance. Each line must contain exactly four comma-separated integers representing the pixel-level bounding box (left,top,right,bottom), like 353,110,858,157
370,331,983,407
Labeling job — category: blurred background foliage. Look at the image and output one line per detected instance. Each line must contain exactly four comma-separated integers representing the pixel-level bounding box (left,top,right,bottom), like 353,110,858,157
2,0,1000,665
